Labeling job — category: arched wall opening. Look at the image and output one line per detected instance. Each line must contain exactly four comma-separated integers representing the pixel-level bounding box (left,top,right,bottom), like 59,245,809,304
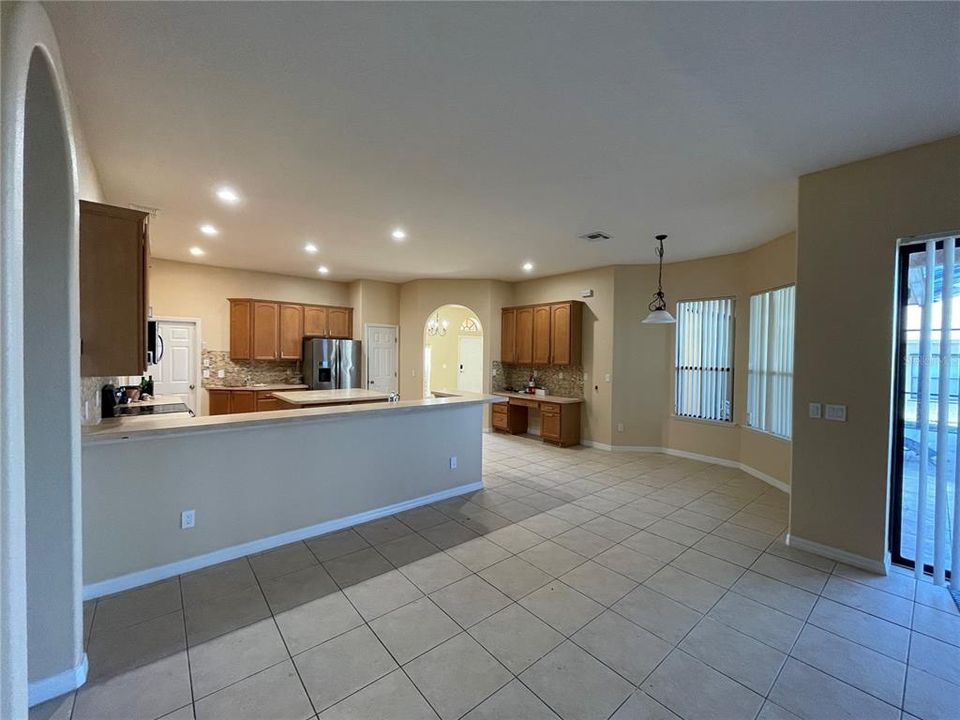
422,304,484,397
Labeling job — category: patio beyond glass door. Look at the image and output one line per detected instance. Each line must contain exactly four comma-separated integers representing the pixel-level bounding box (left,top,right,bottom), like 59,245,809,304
892,237,960,586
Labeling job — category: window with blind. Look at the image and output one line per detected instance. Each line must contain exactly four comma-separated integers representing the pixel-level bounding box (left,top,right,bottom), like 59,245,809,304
675,298,735,422
746,285,796,438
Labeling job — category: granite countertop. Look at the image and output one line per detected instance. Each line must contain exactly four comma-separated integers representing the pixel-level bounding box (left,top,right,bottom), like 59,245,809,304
493,390,584,405
208,384,308,392
272,389,391,405
82,392,503,444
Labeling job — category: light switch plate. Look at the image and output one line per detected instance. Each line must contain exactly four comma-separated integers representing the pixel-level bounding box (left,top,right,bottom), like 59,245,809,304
181,510,195,529
808,402,822,419
203,369,210,379
217,369,225,379
449,456,458,469
825,404,847,422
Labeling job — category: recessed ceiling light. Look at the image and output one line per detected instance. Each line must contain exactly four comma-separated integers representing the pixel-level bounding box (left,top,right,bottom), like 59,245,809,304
317,265,330,275
215,186,241,205
391,228,407,241
189,247,205,257
199,223,219,236
304,242,318,254
522,261,534,272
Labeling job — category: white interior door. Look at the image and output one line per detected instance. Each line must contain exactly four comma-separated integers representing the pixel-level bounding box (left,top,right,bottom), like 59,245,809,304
457,336,483,393
151,320,199,412
365,324,398,394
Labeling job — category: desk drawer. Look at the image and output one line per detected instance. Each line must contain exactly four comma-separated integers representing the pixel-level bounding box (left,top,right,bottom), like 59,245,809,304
509,397,539,408
540,402,561,415
492,403,508,415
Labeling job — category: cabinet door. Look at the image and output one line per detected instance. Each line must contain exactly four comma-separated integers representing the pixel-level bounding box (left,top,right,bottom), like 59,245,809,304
257,397,284,412
231,391,257,413
208,390,231,415
550,303,571,365
515,307,534,365
303,305,328,336
532,305,551,365
328,307,351,338
252,301,279,360
501,309,516,364
229,300,252,359
279,304,304,360
540,408,561,441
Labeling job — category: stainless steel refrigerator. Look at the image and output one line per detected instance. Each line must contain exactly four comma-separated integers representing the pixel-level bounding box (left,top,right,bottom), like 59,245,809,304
303,338,361,390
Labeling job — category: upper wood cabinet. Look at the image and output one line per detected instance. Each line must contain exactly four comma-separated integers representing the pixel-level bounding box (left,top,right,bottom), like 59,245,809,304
327,307,351,338
303,305,328,336
501,309,517,364
279,304,304,360
515,307,534,365
532,305,552,365
79,201,150,376
229,298,353,360
500,300,582,366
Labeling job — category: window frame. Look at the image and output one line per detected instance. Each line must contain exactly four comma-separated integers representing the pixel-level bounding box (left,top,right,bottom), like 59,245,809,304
673,295,736,424
745,283,796,440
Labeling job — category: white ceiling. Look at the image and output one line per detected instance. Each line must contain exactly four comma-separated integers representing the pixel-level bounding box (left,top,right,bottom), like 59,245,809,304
47,2,960,282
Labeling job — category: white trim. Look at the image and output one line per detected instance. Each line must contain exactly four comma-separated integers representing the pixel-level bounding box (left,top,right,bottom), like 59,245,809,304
786,533,889,575
83,480,482,600
364,323,399,393
28,654,87,707
580,442,791,494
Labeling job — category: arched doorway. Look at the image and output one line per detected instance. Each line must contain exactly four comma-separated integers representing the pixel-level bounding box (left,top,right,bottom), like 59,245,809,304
423,305,484,397
1,6,84,712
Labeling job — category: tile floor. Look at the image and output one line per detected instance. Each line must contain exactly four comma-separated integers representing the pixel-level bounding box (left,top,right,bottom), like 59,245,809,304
31,433,960,720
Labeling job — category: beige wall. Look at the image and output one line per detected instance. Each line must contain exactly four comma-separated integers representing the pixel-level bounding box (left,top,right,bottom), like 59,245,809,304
425,305,483,393
513,267,616,445
149,259,351,351
792,135,960,564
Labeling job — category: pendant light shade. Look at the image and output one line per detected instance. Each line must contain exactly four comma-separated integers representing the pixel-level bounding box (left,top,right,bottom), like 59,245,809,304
642,234,676,324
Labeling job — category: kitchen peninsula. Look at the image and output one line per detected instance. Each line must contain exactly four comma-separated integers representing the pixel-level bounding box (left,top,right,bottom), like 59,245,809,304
273,388,391,408
81,393,503,596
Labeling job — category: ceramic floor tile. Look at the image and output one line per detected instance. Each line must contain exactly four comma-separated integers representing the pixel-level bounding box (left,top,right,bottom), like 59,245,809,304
28,693,75,720
594,545,664,583
319,669,439,719
642,650,763,720
808,597,910,661
259,564,339,614
274,590,364,655
552,527,615,558
294,625,398,712
194,659,313,720
670,548,744,588
469,603,565,674
181,559,258,607
645,519,708,546
430,574,512,628
520,641,634,720
86,609,186,681
405,633,513,720
520,540,590,577
559,561,638,606
769,658,900,720
485,524,545,553
643,565,725,613
73,653,192,720
909,631,960,685
306,528,369,562
903,666,960,720
620,530,687,562
189,618,288,699
419,520,481,550
445,537,512,572
612,585,702,645
369,596,461,664
355,516,414,545
750,553,829,594
731,571,818,620
322,547,394,588
707,591,803,653
478,556,553,601
821,576,914,626
92,579,182,632
519,581,605,635
184,584,270,645
834,562,916,599
580,516,638,542
520,513,576,538
609,691,681,720
572,610,672,685
248,541,317,580
399,552,472,594
912,602,960,647
396,504,450,532
462,679,560,720
342,569,424,620
679,617,786,695
376,532,442,568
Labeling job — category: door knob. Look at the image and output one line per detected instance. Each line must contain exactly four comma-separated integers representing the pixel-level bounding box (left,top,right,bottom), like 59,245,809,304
189,384,195,390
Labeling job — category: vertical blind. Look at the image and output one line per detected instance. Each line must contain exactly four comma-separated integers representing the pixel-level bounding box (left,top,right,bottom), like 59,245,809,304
911,237,960,587
675,298,734,422
747,286,796,438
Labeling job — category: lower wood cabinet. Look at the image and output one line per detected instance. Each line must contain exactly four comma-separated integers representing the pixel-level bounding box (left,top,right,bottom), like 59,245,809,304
208,388,292,415
492,396,582,447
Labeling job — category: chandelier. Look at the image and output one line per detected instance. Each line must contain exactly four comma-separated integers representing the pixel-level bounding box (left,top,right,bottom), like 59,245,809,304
426,311,449,336
642,234,676,324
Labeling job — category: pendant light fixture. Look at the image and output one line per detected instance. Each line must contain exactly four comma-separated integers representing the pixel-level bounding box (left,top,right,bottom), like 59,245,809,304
642,234,676,324
426,311,449,336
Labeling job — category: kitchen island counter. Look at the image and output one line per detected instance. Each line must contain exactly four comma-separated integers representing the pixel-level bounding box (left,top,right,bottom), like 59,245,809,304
272,388,391,406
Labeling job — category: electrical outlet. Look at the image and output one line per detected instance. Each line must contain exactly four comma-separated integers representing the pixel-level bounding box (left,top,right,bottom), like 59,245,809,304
617,423,624,432
203,357,211,368
604,373,611,383
449,456,458,469
181,510,195,529
825,404,847,422
203,369,210,379
217,369,225,379
808,402,822,419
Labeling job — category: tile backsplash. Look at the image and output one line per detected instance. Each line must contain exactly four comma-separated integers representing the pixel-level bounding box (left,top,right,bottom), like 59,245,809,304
202,350,303,388
492,361,584,398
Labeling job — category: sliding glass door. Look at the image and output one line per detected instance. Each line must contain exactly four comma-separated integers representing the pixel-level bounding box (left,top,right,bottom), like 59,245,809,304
892,237,960,585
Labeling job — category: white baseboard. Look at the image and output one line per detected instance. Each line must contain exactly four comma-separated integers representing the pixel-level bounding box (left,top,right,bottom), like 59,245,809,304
786,533,889,575
83,481,483,600
582,442,791,495
29,654,87,707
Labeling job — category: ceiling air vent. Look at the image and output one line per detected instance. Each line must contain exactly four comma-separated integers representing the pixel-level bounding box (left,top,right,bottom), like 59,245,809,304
579,231,611,242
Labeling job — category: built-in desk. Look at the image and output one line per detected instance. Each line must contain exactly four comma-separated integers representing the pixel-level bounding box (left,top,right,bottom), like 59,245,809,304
491,391,583,447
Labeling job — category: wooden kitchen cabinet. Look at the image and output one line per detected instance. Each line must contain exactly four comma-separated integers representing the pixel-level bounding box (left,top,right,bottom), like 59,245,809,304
208,389,231,415
501,309,516,364
327,307,352,338
539,401,580,446
230,390,257,413
515,307,534,365
230,300,253,360
209,388,294,415
252,302,279,360
532,305,552,364
500,300,582,366
279,304,303,360
303,305,328,336
79,201,150,376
